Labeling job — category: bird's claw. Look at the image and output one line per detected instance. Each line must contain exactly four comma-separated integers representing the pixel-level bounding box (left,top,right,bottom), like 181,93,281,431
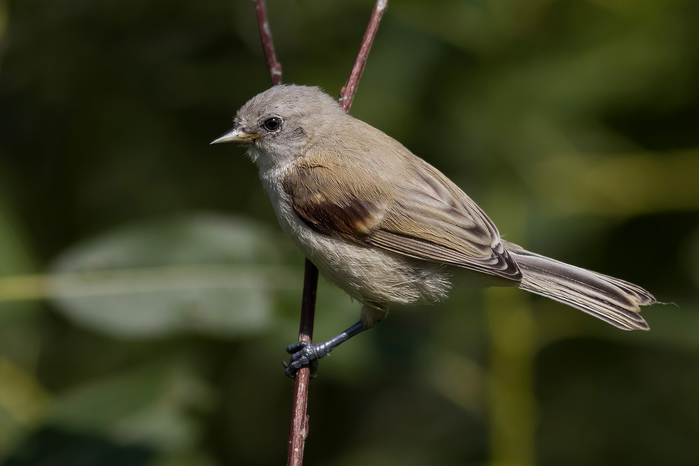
284,341,326,378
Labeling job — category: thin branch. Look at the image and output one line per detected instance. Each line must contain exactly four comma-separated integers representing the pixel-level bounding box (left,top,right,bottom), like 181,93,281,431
250,0,318,463
287,258,318,466
338,0,388,111
252,0,282,86
251,1,388,465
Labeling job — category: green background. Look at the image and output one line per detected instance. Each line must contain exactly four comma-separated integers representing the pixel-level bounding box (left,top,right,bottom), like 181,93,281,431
0,0,698,464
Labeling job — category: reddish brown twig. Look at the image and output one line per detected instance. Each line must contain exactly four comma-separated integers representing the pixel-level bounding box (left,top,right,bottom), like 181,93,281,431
287,259,318,466
250,1,388,464
251,0,318,462
252,0,282,86
339,0,388,111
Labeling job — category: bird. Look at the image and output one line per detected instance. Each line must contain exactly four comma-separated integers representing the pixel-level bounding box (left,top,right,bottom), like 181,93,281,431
212,84,655,377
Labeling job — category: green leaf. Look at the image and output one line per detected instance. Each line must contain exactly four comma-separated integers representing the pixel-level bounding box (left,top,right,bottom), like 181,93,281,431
48,213,298,339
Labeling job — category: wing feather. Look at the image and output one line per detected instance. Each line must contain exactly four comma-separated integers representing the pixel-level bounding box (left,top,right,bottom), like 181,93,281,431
283,155,521,281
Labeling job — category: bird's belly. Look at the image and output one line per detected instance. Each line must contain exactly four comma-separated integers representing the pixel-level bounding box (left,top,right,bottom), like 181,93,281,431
295,229,451,306
269,193,449,307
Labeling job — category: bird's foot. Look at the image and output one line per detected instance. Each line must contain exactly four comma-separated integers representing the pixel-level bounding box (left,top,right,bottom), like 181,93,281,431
283,321,366,378
284,341,335,379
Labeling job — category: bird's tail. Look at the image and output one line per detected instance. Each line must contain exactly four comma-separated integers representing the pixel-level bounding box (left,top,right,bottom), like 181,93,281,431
503,241,655,331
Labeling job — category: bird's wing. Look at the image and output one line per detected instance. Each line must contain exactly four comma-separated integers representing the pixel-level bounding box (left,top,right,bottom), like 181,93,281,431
283,158,522,281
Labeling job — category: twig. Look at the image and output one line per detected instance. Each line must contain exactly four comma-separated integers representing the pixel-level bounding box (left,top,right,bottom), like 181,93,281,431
252,0,282,86
339,0,388,111
287,258,318,466
251,0,319,462
251,0,318,461
250,1,388,464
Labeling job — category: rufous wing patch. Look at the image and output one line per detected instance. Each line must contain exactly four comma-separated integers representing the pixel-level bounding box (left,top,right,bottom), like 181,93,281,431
283,165,384,240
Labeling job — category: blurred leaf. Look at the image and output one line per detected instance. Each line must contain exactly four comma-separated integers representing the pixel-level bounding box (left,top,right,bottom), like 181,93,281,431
49,357,213,454
48,213,299,339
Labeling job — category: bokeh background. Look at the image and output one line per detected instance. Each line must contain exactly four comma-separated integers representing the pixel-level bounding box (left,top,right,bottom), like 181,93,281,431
1,0,698,464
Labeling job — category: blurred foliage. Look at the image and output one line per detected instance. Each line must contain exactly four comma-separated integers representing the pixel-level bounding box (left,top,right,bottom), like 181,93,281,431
0,0,698,464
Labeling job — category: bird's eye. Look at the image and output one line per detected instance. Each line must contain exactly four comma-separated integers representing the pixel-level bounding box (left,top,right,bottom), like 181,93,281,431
262,117,282,132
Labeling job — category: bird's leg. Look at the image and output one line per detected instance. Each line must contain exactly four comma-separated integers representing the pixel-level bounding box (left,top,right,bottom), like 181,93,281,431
284,304,387,378
285,320,366,378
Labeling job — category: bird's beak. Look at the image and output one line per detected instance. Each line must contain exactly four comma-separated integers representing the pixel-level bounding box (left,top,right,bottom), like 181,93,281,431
210,125,259,144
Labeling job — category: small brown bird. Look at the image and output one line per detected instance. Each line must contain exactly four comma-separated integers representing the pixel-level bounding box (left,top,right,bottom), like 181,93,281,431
212,85,655,377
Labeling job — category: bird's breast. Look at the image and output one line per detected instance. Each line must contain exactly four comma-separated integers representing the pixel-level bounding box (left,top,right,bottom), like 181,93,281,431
258,166,451,307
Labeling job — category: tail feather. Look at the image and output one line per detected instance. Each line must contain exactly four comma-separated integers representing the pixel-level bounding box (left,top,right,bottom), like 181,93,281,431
503,241,655,331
